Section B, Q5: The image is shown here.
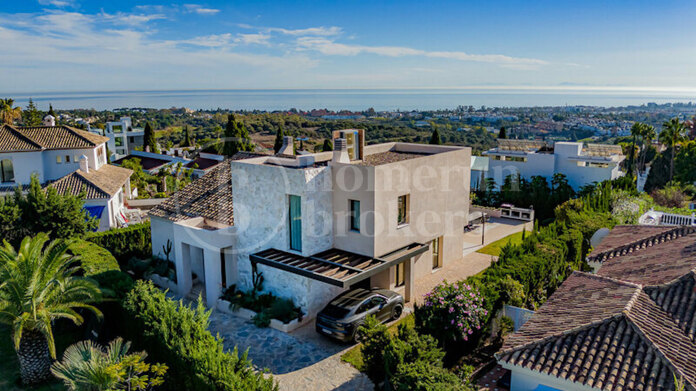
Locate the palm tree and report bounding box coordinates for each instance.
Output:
[627,122,643,175]
[0,98,22,124]
[659,118,686,181]
[0,234,103,385]
[639,124,656,173]
[51,337,167,390]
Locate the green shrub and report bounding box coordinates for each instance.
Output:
[92,270,134,300]
[391,360,469,391]
[86,222,151,264]
[221,286,302,326]
[67,239,119,276]
[122,281,277,391]
[358,315,391,384]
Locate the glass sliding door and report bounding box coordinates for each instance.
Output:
[289,195,302,252]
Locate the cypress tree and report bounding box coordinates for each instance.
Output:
[322,138,333,152]
[182,125,193,147]
[144,122,158,153]
[273,126,284,154]
[48,104,56,118]
[223,114,254,156]
[429,128,442,145]
[498,126,507,139]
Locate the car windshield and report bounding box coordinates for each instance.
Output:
[321,304,351,319]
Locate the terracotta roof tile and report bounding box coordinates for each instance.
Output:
[0,124,109,151]
[49,164,132,199]
[149,160,233,225]
[497,225,696,391]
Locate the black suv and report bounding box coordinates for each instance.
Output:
[315,288,404,342]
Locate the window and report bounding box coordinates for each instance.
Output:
[112,125,123,133]
[397,195,409,226]
[74,155,79,163]
[432,237,442,270]
[65,155,71,163]
[508,156,527,162]
[56,155,62,164]
[289,195,302,252]
[350,200,360,232]
[220,251,227,289]
[97,147,105,165]
[0,159,14,182]
[394,263,405,287]
[115,137,124,147]
[129,136,135,143]
[577,161,587,167]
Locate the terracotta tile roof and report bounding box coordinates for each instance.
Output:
[497,225,696,391]
[0,124,109,152]
[49,164,132,199]
[149,160,233,225]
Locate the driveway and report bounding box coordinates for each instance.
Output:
[208,310,373,391]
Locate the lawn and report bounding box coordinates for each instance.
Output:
[0,324,79,391]
[340,314,414,371]
[476,231,526,257]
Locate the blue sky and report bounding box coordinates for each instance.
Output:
[2,0,696,92]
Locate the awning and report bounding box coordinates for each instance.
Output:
[83,205,105,220]
[250,243,429,288]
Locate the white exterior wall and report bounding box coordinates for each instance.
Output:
[230,161,342,317]
[0,151,43,184]
[487,153,555,189]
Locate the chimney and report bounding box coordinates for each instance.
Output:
[278,136,294,156]
[79,155,89,173]
[332,138,350,164]
[43,115,55,126]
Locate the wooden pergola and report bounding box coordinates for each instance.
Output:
[250,243,429,288]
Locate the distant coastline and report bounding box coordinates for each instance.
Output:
[4,88,696,111]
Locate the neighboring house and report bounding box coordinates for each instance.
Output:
[184,152,226,178]
[0,124,133,230]
[149,131,471,318]
[95,117,144,159]
[484,139,625,190]
[470,156,489,191]
[497,225,696,391]
[112,150,190,175]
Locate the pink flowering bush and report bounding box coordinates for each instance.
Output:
[414,280,487,346]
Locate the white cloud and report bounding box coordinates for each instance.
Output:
[269,26,342,36]
[38,0,74,7]
[183,4,220,15]
[295,37,548,67]
[100,12,167,26]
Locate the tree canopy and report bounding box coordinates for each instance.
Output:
[143,122,158,153]
[222,114,254,156]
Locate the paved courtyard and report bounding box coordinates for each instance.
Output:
[208,309,372,391]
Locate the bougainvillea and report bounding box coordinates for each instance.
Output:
[414,280,487,345]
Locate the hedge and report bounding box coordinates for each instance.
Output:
[67,239,120,276]
[86,222,151,264]
[122,281,277,391]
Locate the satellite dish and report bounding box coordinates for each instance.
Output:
[590,228,611,248]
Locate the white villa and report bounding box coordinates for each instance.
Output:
[94,117,144,160]
[0,124,133,231]
[149,130,471,318]
[483,139,625,190]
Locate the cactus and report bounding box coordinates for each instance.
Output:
[251,262,264,297]
[162,239,173,262]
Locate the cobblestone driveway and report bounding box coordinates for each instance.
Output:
[208,310,373,391]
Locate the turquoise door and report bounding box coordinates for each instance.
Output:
[289,195,302,251]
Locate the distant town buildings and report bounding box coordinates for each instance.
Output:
[94,117,144,160]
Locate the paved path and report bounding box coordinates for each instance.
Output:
[208,310,372,391]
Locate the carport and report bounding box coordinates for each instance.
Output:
[250,243,429,301]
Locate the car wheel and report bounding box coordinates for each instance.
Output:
[391,305,403,320]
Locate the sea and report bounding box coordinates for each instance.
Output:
[6,88,696,111]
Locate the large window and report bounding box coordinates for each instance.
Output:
[394,263,405,287]
[0,159,14,182]
[350,199,360,232]
[112,125,123,134]
[115,137,124,147]
[397,194,409,226]
[289,195,302,252]
[432,237,442,270]
[56,155,62,164]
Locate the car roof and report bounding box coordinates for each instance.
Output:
[329,288,379,308]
